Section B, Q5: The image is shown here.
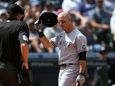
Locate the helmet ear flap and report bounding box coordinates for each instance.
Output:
[36,12,58,27]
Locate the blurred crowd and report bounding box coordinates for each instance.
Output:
[0,0,115,54]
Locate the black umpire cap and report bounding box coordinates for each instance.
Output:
[7,4,24,15]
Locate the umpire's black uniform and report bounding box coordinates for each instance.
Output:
[0,4,29,86]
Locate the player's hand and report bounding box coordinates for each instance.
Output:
[101,24,109,30]
[34,20,44,31]
[75,74,85,86]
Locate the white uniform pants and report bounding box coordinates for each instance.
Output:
[58,65,79,86]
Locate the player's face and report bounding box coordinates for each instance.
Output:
[96,0,104,8]
[58,15,72,32]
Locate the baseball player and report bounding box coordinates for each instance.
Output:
[36,12,87,86]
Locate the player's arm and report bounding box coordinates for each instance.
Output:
[78,51,87,74]
[77,36,87,74]
[37,30,54,49]
[75,36,87,86]
[76,52,87,86]
[35,24,55,49]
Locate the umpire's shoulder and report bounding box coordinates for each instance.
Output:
[15,21,29,32]
[16,21,28,27]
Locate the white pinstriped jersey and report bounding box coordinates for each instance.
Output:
[51,28,87,65]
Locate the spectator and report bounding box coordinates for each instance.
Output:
[0,9,7,21]
[90,0,112,50]
[104,0,115,15]
[110,8,115,51]
[62,0,82,12]
[22,4,30,21]
[15,0,29,7]
[26,18,42,53]
[62,0,95,27]
[29,0,42,21]
[42,1,55,12]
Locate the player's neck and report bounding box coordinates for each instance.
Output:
[65,26,75,33]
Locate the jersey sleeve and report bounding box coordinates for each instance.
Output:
[76,35,87,53]
[18,21,29,44]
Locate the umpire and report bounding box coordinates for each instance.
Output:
[0,4,30,86]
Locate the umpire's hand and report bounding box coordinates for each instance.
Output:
[75,74,85,86]
[22,62,29,70]
[21,62,30,86]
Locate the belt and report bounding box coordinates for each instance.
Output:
[59,63,74,67]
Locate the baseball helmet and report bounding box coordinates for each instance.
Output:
[35,11,58,27]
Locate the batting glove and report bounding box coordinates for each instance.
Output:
[34,23,44,31]
[75,73,85,86]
